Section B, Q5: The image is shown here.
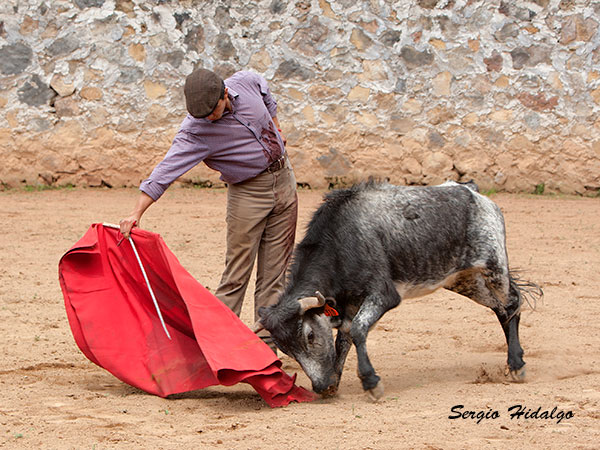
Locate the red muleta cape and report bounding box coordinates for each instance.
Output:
[58,223,315,407]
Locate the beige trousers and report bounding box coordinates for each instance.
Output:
[214,159,297,343]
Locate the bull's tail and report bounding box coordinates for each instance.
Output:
[508,269,543,317]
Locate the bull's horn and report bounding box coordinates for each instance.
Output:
[316,290,337,306]
[299,294,326,314]
[251,320,265,333]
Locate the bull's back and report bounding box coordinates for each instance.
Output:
[341,184,506,286]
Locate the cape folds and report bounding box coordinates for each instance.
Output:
[58,223,314,407]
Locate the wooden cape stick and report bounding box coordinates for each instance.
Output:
[103,223,172,340]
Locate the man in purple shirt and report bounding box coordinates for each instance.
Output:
[119,69,297,353]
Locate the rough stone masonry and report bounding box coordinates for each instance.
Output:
[0,0,599,194]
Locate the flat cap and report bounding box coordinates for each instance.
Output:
[184,69,224,118]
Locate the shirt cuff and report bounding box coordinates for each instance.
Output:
[139,179,166,202]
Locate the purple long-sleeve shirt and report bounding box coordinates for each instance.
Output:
[139,71,286,201]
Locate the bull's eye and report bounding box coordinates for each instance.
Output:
[307,330,315,344]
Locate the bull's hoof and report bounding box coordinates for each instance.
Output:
[366,380,385,402]
[507,365,526,383]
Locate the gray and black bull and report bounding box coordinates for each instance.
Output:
[255,180,541,401]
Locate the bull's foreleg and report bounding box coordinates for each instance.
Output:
[350,290,400,401]
[333,322,352,385]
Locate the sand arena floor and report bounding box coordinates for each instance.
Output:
[1,187,599,449]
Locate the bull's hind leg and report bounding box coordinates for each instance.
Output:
[496,277,526,381]
[446,269,525,381]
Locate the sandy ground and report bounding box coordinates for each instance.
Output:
[0,186,599,449]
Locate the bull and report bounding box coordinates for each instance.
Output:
[255,180,541,400]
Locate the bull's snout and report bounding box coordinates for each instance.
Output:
[318,384,338,398]
[312,374,339,398]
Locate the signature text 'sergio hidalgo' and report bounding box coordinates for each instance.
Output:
[449,405,574,424]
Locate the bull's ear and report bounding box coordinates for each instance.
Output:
[299,295,326,314]
[329,315,343,328]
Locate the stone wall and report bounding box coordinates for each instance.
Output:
[1,0,599,194]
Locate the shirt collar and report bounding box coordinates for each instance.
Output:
[227,85,239,114]
[226,83,239,99]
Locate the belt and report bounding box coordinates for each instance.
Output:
[262,155,286,174]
